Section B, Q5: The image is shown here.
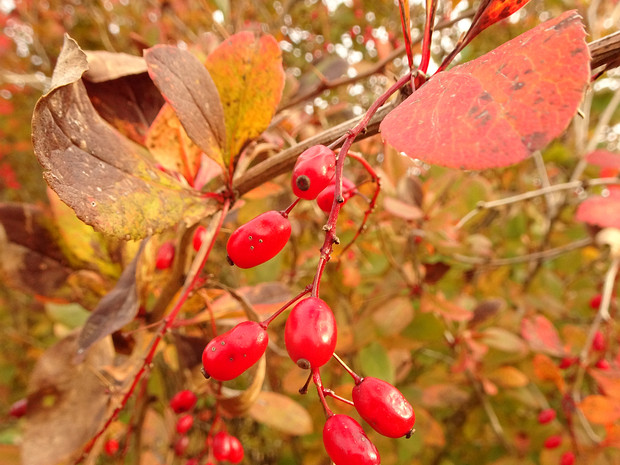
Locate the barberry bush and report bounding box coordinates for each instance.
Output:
[1,1,620,465]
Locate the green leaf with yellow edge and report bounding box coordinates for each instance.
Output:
[32,35,217,240]
[205,31,285,168]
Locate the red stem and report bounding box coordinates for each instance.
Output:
[312,368,333,418]
[311,71,411,297]
[76,199,231,464]
[415,0,437,88]
[332,352,362,384]
[261,285,312,327]
[281,197,301,217]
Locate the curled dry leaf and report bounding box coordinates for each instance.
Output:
[22,333,114,465]
[210,355,266,417]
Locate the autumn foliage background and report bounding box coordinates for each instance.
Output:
[1,0,620,465]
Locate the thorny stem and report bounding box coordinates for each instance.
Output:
[261,285,312,327]
[311,71,412,297]
[312,368,334,418]
[75,200,231,464]
[332,352,362,384]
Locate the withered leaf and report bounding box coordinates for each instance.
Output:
[22,333,114,465]
[144,45,226,168]
[32,35,216,239]
[76,240,146,357]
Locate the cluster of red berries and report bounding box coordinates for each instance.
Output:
[200,145,414,464]
[169,389,244,464]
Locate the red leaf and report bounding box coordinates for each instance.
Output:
[585,150,620,169]
[380,11,590,170]
[471,0,533,38]
[521,315,564,357]
[576,191,620,229]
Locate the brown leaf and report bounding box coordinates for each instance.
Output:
[83,50,147,82]
[32,35,216,239]
[468,299,502,328]
[76,241,145,358]
[22,333,114,465]
[248,390,313,436]
[212,356,266,418]
[144,45,226,168]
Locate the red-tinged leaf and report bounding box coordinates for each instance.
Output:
[383,196,424,221]
[589,369,620,400]
[76,241,145,358]
[145,103,204,183]
[469,0,532,42]
[579,395,620,425]
[22,333,114,465]
[421,383,469,408]
[381,11,590,170]
[585,150,620,169]
[205,32,285,166]
[31,36,216,239]
[576,191,620,229]
[521,315,564,357]
[144,45,226,168]
[532,353,566,393]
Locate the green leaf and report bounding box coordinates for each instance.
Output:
[357,341,395,384]
[31,35,217,240]
[205,32,285,167]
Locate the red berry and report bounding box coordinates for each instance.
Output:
[590,294,602,310]
[592,330,606,351]
[227,435,244,464]
[170,390,197,413]
[156,241,175,270]
[104,438,119,456]
[176,414,194,434]
[544,434,562,449]
[537,408,556,424]
[291,145,336,200]
[596,358,611,370]
[316,177,356,213]
[193,225,207,251]
[560,451,576,465]
[284,297,337,369]
[226,211,291,269]
[212,431,231,461]
[185,459,199,465]
[202,321,268,381]
[9,398,27,418]
[323,414,380,465]
[559,357,576,369]
[174,435,190,457]
[352,377,415,438]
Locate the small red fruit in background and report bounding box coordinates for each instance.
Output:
[170,390,197,413]
[543,434,562,449]
[558,357,577,369]
[537,408,556,424]
[104,438,119,456]
[226,210,291,269]
[176,414,194,434]
[291,145,336,200]
[9,398,27,418]
[202,321,268,381]
[596,358,611,370]
[592,330,606,351]
[174,435,190,456]
[560,451,576,465]
[323,414,380,465]
[193,225,207,251]
[212,431,244,462]
[590,293,602,310]
[156,241,175,270]
[352,377,415,438]
[316,177,356,213]
[285,297,337,369]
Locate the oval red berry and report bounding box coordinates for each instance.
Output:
[156,241,175,270]
[291,145,336,200]
[202,321,268,381]
[170,390,197,413]
[212,431,231,461]
[316,177,356,213]
[193,225,207,251]
[226,211,291,269]
[352,376,415,438]
[227,435,244,464]
[176,414,194,434]
[323,414,380,465]
[284,297,337,369]
[537,408,556,425]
